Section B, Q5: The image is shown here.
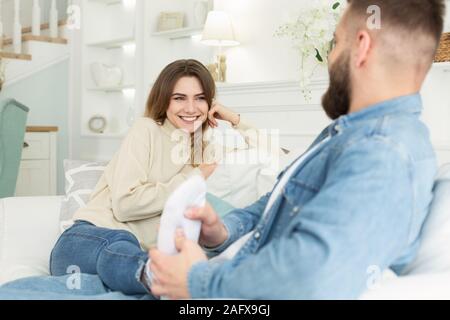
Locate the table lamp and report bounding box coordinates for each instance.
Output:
[201,11,240,82]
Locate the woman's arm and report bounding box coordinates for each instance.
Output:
[208,102,258,149]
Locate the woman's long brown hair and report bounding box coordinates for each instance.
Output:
[145,59,216,166]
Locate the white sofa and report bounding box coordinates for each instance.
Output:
[0,147,280,288]
[2,160,450,299]
[0,196,62,284]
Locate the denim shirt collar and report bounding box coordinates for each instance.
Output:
[328,94,423,136]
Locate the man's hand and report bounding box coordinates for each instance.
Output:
[149,230,207,300]
[185,203,228,248]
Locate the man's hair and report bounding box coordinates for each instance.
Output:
[347,0,445,49]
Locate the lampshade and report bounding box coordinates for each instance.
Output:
[201,11,240,47]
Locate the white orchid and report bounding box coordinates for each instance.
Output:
[276,0,343,100]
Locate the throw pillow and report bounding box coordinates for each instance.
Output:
[403,163,450,275]
[59,160,107,231]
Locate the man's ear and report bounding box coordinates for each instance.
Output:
[354,30,372,68]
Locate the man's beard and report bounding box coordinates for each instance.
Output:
[322,51,352,120]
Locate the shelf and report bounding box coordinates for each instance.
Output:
[433,62,450,72]
[87,36,135,49]
[152,26,204,40]
[87,84,135,92]
[81,132,127,139]
[0,51,32,61]
[89,0,122,5]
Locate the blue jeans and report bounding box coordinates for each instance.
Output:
[50,220,151,296]
[0,274,154,300]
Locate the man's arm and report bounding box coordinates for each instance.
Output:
[188,137,415,299]
[203,192,271,256]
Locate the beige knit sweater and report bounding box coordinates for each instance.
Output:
[73,116,254,251]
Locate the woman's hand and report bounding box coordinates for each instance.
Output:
[208,101,240,128]
[185,203,228,248]
[199,163,217,180]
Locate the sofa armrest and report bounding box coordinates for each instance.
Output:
[0,196,63,285]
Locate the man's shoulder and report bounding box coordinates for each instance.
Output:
[373,114,435,162]
[334,115,434,164]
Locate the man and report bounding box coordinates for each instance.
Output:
[149,0,445,299]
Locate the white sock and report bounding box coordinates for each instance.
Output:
[157,175,206,255]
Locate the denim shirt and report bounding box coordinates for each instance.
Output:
[188,94,437,299]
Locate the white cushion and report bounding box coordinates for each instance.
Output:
[0,196,63,285]
[60,160,107,232]
[207,148,278,208]
[206,124,284,207]
[402,164,450,275]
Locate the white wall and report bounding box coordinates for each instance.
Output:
[142,0,309,87]
[214,0,309,83]
[143,0,212,108]
[216,0,450,83]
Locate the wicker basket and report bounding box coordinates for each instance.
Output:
[435,32,450,62]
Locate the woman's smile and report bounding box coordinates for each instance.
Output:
[178,115,202,123]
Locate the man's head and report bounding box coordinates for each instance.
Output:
[322,0,446,120]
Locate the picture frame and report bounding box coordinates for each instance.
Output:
[157,12,185,32]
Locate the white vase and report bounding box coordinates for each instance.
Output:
[193,1,208,27]
[90,62,124,87]
[49,0,58,38]
[32,0,41,36]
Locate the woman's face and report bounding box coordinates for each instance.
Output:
[166,76,209,133]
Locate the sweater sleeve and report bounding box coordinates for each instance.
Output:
[232,118,287,154]
[107,119,202,222]
[232,118,258,149]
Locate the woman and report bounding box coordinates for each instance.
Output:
[49,59,254,296]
